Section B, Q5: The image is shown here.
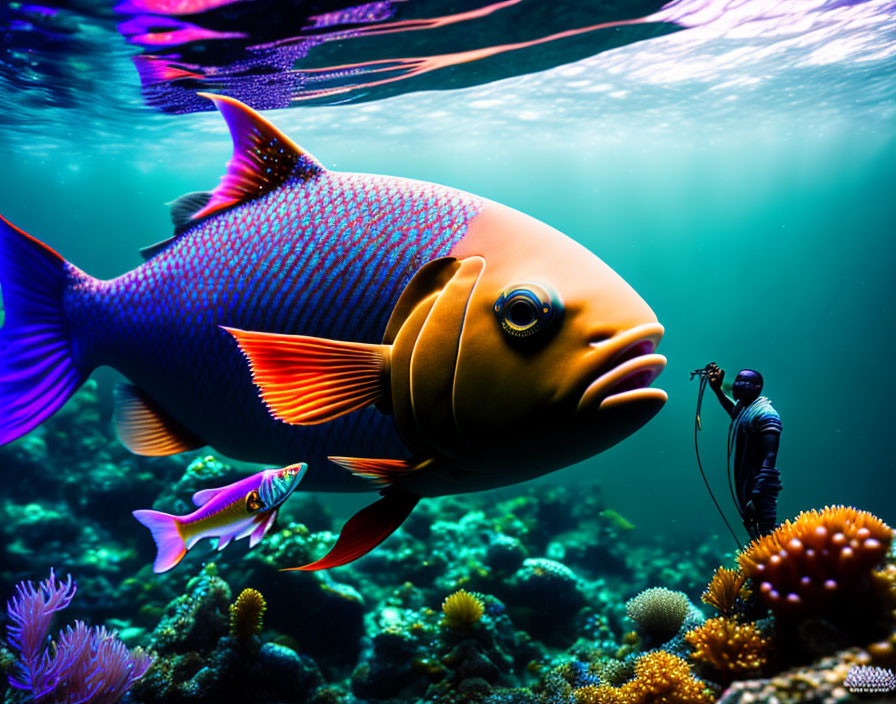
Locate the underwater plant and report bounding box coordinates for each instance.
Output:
[625,587,690,640]
[6,568,78,698]
[738,506,892,618]
[685,616,770,682]
[701,566,748,615]
[6,569,153,704]
[230,587,267,642]
[441,589,485,630]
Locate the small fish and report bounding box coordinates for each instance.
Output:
[132,463,306,573]
[0,94,667,572]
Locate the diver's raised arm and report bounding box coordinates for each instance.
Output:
[706,363,736,417]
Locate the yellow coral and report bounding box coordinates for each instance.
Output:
[702,567,748,615]
[685,617,770,680]
[572,685,602,704]
[229,587,266,641]
[441,589,484,630]
[577,651,713,704]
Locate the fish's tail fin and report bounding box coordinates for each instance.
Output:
[0,215,91,446]
[132,509,187,573]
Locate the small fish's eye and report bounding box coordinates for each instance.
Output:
[494,283,562,340]
[246,490,264,513]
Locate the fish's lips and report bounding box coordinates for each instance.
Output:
[577,353,668,416]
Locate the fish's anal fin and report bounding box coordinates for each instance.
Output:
[249,511,277,548]
[329,456,431,488]
[194,93,324,221]
[217,533,234,551]
[223,327,390,425]
[114,383,205,457]
[284,491,420,571]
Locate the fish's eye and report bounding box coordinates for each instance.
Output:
[494,283,562,340]
[246,490,264,513]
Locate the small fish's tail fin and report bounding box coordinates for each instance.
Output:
[0,215,91,446]
[132,509,187,573]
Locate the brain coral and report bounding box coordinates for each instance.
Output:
[685,617,770,681]
[738,506,892,618]
[625,587,691,639]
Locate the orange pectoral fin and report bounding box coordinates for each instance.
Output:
[114,384,204,456]
[328,456,431,488]
[224,327,391,425]
[283,490,420,571]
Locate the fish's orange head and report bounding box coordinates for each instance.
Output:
[393,201,666,493]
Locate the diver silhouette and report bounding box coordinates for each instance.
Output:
[705,364,782,541]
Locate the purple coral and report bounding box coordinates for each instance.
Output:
[7,568,78,698]
[844,665,896,694]
[6,569,154,703]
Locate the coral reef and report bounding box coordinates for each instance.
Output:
[702,567,749,616]
[585,650,715,704]
[442,590,485,631]
[230,587,267,642]
[738,506,893,620]
[718,649,870,704]
[625,587,691,641]
[686,617,771,682]
[843,665,896,694]
[6,569,152,704]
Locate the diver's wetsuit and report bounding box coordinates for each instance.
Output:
[729,396,782,540]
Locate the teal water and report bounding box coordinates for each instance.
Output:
[1,0,895,540]
[3,4,896,702]
[3,121,895,543]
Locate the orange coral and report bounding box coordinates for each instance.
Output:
[702,567,748,615]
[685,617,770,680]
[738,506,892,618]
[577,651,713,704]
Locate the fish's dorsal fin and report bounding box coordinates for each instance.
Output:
[139,238,175,261]
[139,192,214,261]
[192,92,324,221]
[192,486,224,507]
[114,383,205,456]
[170,191,213,233]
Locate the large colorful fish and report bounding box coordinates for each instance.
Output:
[133,463,306,573]
[0,94,667,571]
